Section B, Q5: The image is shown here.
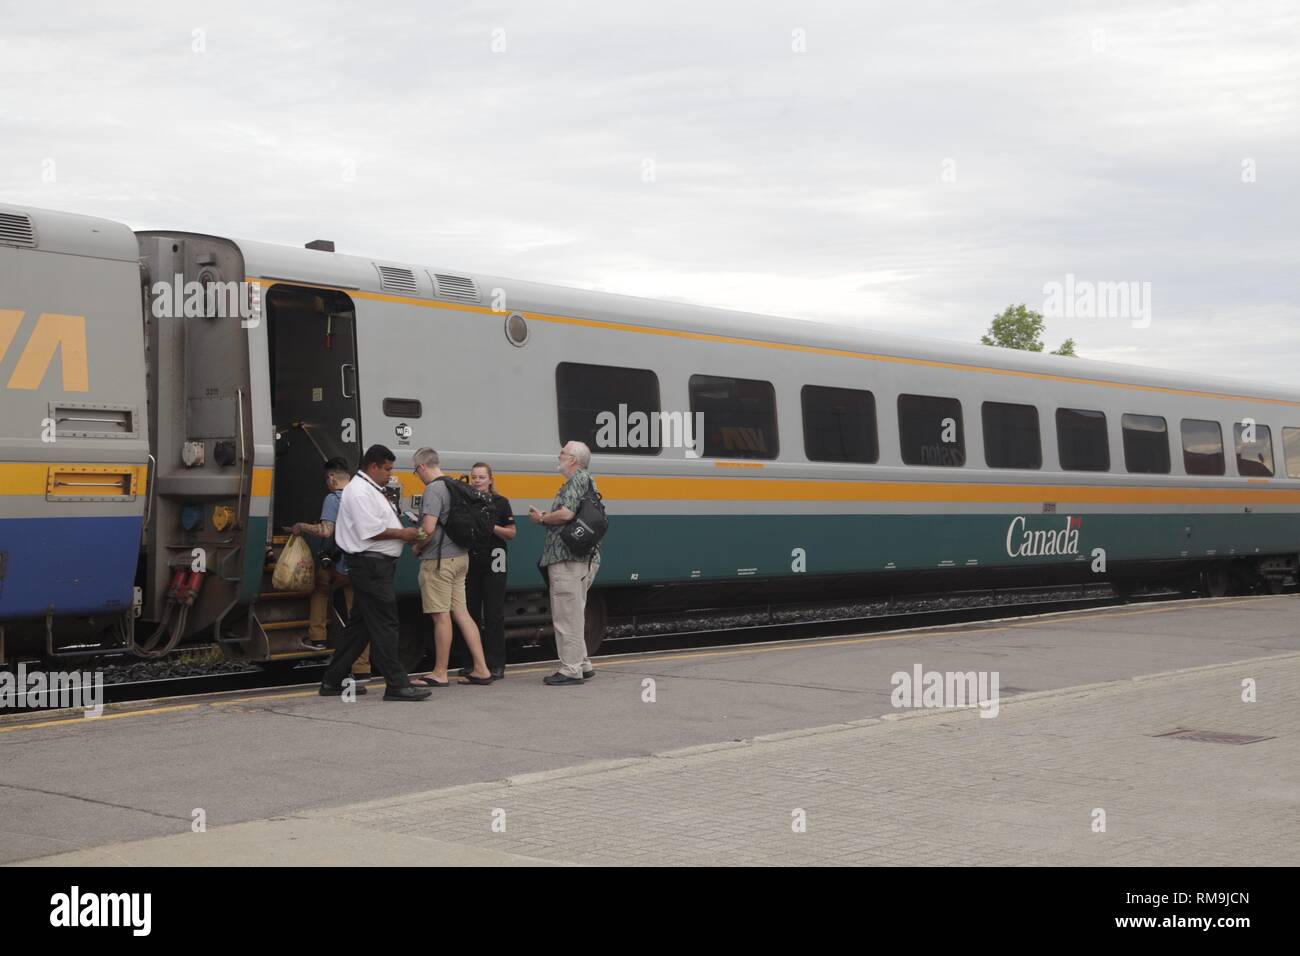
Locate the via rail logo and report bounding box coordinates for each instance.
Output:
[0,310,88,392]
[1005,515,1082,558]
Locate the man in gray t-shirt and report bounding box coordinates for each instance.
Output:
[420,479,467,561]
[411,448,492,686]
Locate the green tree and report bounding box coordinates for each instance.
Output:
[980,304,1075,357]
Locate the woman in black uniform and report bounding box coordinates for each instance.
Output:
[464,462,515,680]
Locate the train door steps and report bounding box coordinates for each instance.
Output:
[245,538,334,659]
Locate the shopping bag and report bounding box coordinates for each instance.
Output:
[272,534,316,591]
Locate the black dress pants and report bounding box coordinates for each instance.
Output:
[322,553,410,689]
[465,557,507,673]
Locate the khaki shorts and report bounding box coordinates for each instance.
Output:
[419,555,469,613]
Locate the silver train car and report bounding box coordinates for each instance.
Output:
[2,201,1298,668]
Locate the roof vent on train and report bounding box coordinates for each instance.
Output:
[374,264,420,295]
[430,272,480,303]
[0,212,37,247]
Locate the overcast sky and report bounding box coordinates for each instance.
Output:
[2,1,1297,384]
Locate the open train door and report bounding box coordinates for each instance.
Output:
[265,285,361,531]
[252,284,362,663]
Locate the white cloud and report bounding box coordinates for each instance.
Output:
[1,0,1296,384]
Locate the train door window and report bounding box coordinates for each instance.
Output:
[556,362,661,455]
[1233,422,1274,477]
[982,401,1041,469]
[898,394,965,466]
[1180,419,1224,476]
[1121,414,1170,474]
[689,375,779,459]
[802,385,878,463]
[1056,408,1109,471]
[1283,428,1300,478]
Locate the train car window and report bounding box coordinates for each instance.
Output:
[982,402,1041,469]
[556,362,662,456]
[1121,414,1171,474]
[898,394,965,467]
[689,375,779,459]
[1056,408,1109,471]
[1179,419,1224,476]
[1233,422,1274,477]
[1284,428,1300,479]
[802,386,878,463]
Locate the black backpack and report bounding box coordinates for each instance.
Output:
[437,476,497,554]
[560,480,608,557]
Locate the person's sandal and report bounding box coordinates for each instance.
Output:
[412,676,449,688]
[461,673,494,685]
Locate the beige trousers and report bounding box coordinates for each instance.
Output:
[309,567,366,672]
[548,559,598,678]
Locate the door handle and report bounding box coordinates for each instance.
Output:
[340,364,356,399]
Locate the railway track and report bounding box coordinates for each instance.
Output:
[0,582,1202,712]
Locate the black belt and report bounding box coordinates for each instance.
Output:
[350,550,400,562]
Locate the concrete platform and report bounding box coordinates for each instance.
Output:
[3,594,1298,866]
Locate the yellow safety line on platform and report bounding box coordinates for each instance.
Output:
[504,598,1268,671]
[0,704,199,735]
[0,595,1288,735]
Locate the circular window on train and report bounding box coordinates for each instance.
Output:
[504,312,529,347]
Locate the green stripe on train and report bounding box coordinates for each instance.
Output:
[243,512,1300,601]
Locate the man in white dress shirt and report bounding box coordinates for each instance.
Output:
[320,444,431,702]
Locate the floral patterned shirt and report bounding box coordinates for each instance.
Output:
[540,469,602,568]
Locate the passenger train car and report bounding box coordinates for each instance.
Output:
[2,201,1298,668]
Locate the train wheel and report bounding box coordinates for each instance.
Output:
[585,591,608,656]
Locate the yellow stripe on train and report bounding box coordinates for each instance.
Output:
[3,464,1296,507]
[404,471,1300,506]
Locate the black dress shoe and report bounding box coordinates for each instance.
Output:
[384,685,432,701]
[319,680,368,696]
[582,668,595,679]
[543,672,585,686]
[489,668,505,681]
